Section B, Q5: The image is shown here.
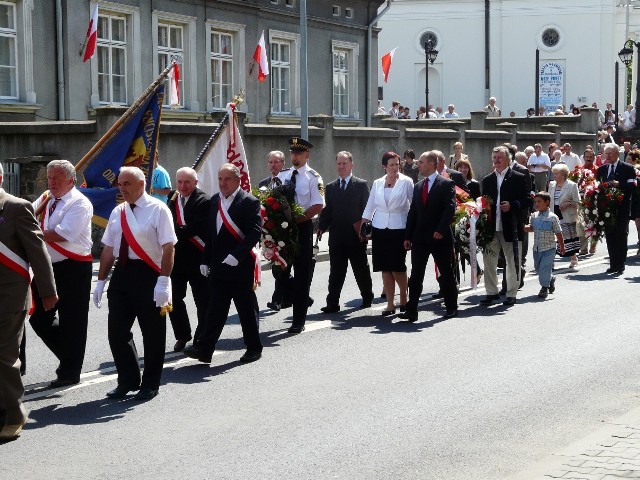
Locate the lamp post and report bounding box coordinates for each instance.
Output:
[618,39,640,127]
[424,38,438,116]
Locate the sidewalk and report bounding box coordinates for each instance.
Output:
[507,404,640,480]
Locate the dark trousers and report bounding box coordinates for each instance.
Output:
[605,219,630,271]
[0,310,27,424]
[283,220,314,326]
[29,259,91,379]
[107,261,166,390]
[326,241,373,306]
[169,266,209,343]
[408,242,458,312]
[270,268,293,305]
[197,278,262,354]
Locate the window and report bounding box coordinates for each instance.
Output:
[97,13,127,104]
[158,23,184,107]
[332,50,348,117]
[211,31,233,110]
[0,2,17,99]
[331,40,359,119]
[285,0,294,7]
[271,40,290,114]
[332,5,340,16]
[345,8,353,19]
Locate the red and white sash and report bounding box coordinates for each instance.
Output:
[120,205,162,273]
[0,240,30,281]
[218,200,261,287]
[174,197,205,252]
[37,192,92,262]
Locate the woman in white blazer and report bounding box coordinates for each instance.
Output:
[362,152,414,315]
[549,163,581,268]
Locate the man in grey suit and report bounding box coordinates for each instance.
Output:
[317,151,373,313]
[0,164,57,441]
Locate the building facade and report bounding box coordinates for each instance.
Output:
[376,0,640,117]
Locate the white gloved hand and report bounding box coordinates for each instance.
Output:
[153,275,172,307]
[200,264,210,277]
[222,254,239,267]
[93,280,106,308]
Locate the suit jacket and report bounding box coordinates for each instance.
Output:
[481,168,528,242]
[258,176,278,189]
[597,161,637,219]
[548,180,581,224]
[0,189,56,313]
[467,179,482,200]
[318,176,369,246]
[440,167,469,193]
[362,174,414,229]
[202,189,261,282]
[167,188,211,274]
[405,174,456,246]
[511,162,534,213]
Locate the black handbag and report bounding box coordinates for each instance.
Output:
[360,221,373,240]
[557,236,580,257]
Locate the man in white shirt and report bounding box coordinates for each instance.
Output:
[443,104,459,119]
[94,166,176,401]
[30,160,93,388]
[527,143,551,192]
[559,143,583,172]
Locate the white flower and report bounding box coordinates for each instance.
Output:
[605,212,611,217]
[278,241,286,247]
[599,221,604,225]
[281,221,289,229]
[592,209,598,215]
[259,186,268,192]
[265,235,273,242]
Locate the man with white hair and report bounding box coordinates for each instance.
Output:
[0,163,57,440]
[166,167,210,352]
[443,104,459,119]
[484,97,501,117]
[30,160,93,388]
[94,166,177,401]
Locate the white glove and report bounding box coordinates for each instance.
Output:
[153,276,172,307]
[93,280,106,308]
[200,265,210,277]
[222,254,239,267]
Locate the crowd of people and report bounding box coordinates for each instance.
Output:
[1,132,638,442]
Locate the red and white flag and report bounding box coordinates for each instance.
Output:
[83,4,99,62]
[167,62,180,107]
[253,31,269,82]
[381,48,397,84]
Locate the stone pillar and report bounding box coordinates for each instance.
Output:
[579,107,599,134]
[470,110,487,130]
[497,122,518,145]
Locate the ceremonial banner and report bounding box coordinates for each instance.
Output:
[79,84,165,226]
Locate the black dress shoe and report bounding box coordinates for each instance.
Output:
[49,377,80,388]
[280,301,292,309]
[381,307,396,317]
[240,350,262,363]
[183,345,213,363]
[503,297,517,306]
[173,338,191,352]
[444,309,458,319]
[431,291,444,299]
[320,305,340,313]
[266,301,281,311]
[498,288,507,296]
[614,268,625,276]
[380,291,386,298]
[288,324,305,334]
[606,267,615,274]
[398,311,418,322]
[360,295,374,309]
[106,385,138,399]
[549,276,556,294]
[133,388,158,401]
[480,294,500,305]
[399,304,407,312]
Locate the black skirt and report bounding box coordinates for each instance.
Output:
[632,194,640,219]
[371,227,407,272]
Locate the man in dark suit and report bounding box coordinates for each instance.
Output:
[167,167,211,352]
[258,150,285,189]
[597,143,637,275]
[184,163,263,363]
[480,145,528,306]
[435,150,468,193]
[317,151,373,313]
[0,165,57,440]
[399,151,458,321]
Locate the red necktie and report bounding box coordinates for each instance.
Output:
[422,178,429,205]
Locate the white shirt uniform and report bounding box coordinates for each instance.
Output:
[32,187,93,263]
[102,192,177,267]
[527,153,551,173]
[277,163,325,213]
[560,153,583,172]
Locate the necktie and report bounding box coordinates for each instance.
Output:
[341,178,346,191]
[181,196,186,208]
[119,204,136,265]
[608,164,615,181]
[422,178,429,205]
[290,169,298,188]
[49,197,61,216]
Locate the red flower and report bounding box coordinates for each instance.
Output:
[617,195,624,202]
[266,197,276,205]
[271,202,280,210]
[265,221,275,230]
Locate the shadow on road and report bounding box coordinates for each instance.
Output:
[26,397,135,430]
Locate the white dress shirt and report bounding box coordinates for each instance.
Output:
[216,186,241,233]
[277,163,325,213]
[495,168,508,232]
[560,153,583,171]
[32,187,93,263]
[102,192,177,266]
[527,153,551,173]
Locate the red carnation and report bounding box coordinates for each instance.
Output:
[271,202,280,210]
[617,195,624,202]
[265,221,275,230]
[266,197,276,205]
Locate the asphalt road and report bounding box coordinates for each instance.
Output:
[3,231,640,480]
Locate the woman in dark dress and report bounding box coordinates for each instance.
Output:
[454,158,483,283]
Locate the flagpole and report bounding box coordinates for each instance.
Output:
[75,62,177,172]
[192,90,246,172]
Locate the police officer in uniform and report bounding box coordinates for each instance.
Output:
[277,138,325,334]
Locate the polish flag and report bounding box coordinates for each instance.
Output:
[83,5,99,63]
[168,62,180,107]
[381,48,397,84]
[253,31,269,82]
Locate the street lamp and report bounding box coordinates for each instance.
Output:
[424,38,438,116]
[618,39,640,127]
